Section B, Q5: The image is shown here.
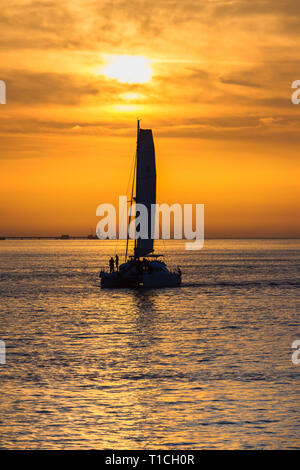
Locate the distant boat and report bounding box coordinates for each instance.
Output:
[87,229,97,239]
[60,234,70,239]
[99,121,181,288]
[0,237,6,240]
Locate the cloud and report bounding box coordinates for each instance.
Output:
[1,0,300,145]
[2,113,300,145]
[1,70,99,105]
[0,0,296,52]
[0,116,133,135]
[0,1,81,49]
[220,76,261,88]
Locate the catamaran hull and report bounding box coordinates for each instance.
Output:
[100,272,139,288]
[142,272,181,287]
[100,271,181,288]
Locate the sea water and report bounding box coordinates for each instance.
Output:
[0,239,299,449]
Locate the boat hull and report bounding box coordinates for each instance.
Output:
[100,271,139,288]
[142,271,181,287]
[99,270,181,288]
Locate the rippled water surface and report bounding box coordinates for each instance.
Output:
[0,239,299,449]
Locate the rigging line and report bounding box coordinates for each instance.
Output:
[125,152,136,198]
[112,151,136,257]
[125,151,137,262]
[122,152,136,258]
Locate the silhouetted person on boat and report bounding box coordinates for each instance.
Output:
[109,257,114,273]
[177,266,181,276]
[115,254,119,271]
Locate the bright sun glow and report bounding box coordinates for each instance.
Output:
[121,92,141,101]
[100,55,152,84]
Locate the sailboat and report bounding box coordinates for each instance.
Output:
[99,121,181,288]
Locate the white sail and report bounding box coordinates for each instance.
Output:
[134,126,156,258]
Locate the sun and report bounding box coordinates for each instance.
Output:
[99,55,153,84]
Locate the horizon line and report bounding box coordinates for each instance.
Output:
[0,237,300,241]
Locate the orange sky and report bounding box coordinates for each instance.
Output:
[0,0,299,237]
